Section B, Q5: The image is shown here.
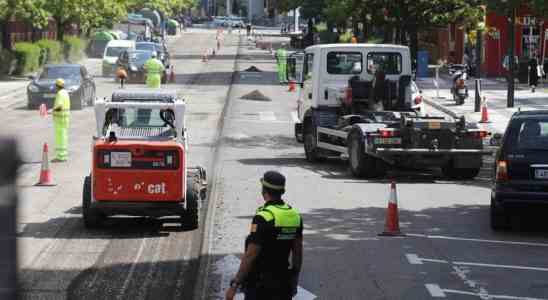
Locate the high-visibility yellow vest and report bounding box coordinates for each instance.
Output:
[256,203,301,240]
[53,89,70,118]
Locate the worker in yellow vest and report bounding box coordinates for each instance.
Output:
[52,78,71,162]
[276,43,288,84]
[144,51,165,88]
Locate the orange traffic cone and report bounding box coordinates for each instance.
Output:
[288,80,296,92]
[169,66,175,83]
[379,182,404,236]
[480,97,490,123]
[35,143,56,186]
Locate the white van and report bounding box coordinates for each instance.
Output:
[102,40,135,76]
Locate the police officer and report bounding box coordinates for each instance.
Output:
[143,51,165,88]
[276,43,288,84]
[225,171,303,300]
[52,78,70,162]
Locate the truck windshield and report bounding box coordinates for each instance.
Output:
[327,52,362,74]
[367,52,402,74]
[506,118,548,151]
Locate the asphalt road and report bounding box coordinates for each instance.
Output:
[199,33,548,300]
[4,28,548,300]
[2,28,239,299]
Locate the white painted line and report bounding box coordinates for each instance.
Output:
[229,118,289,124]
[425,284,446,297]
[291,111,300,123]
[453,261,548,272]
[408,233,548,247]
[432,286,548,300]
[259,111,277,121]
[406,253,423,265]
[421,258,450,264]
[118,239,146,299]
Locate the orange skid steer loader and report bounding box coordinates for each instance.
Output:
[82,89,207,229]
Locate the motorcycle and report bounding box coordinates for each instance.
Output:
[449,64,468,105]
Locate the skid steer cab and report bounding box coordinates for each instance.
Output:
[83,89,207,229]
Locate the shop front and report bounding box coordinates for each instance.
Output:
[484,6,548,77]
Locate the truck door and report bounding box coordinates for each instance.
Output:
[320,50,364,107]
[298,52,314,120]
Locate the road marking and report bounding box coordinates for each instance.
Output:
[407,253,548,272]
[408,233,548,247]
[229,118,289,124]
[425,284,548,300]
[118,238,146,299]
[259,111,276,121]
[291,111,300,123]
[214,255,317,300]
[425,284,446,297]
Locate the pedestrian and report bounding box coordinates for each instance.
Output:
[143,51,165,88]
[351,34,358,44]
[225,171,303,300]
[51,78,70,162]
[246,23,252,37]
[276,43,288,84]
[529,57,539,93]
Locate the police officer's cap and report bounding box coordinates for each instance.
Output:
[260,171,286,191]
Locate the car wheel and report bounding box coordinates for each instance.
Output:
[82,176,104,228]
[490,197,509,231]
[303,118,322,162]
[182,178,199,230]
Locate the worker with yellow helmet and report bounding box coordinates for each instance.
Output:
[52,78,70,162]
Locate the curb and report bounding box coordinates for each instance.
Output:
[423,97,460,119]
[192,33,242,300]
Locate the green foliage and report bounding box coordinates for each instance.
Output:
[0,0,50,29]
[64,36,87,63]
[13,42,41,75]
[36,39,63,64]
[339,31,353,43]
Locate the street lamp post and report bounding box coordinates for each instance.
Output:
[503,0,515,108]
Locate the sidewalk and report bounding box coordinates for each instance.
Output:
[417,76,548,133]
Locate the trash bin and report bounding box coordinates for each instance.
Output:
[417,50,429,78]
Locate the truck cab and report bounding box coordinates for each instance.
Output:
[296,44,413,129]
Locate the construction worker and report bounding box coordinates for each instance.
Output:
[276,43,288,84]
[225,171,303,300]
[143,51,165,88]
[52,78,70,162]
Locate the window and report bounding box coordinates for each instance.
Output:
[116,108,166,128]
[366,52,402,75]
[106,47,128,57]
[506,118,548,150]
[326,52,362,74]
[40,66,81,81]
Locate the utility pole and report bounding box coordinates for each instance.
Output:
[507,7,515,108]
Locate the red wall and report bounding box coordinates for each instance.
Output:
[484,6,548,76]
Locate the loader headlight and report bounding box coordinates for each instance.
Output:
[130,65,138,72]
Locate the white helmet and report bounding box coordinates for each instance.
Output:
[151,51,158,58]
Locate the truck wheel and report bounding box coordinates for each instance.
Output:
[82,176,103,228]
[303,119,321,162]
[348,131,368,177]
[182,179,199,230]
[490,198,509,231]
[442,162,480,180]
[294,123,304,143]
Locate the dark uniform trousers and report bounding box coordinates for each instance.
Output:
[243,201,302,300]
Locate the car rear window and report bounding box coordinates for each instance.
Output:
[106,47,128,57]
[506,118,548,150]
[327,52,362,74]
[367,52,402,74]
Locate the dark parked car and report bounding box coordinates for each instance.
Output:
[491,110,548,230]
[27,64,96,110]
[135,42,171,68]
[116,50,167,84]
